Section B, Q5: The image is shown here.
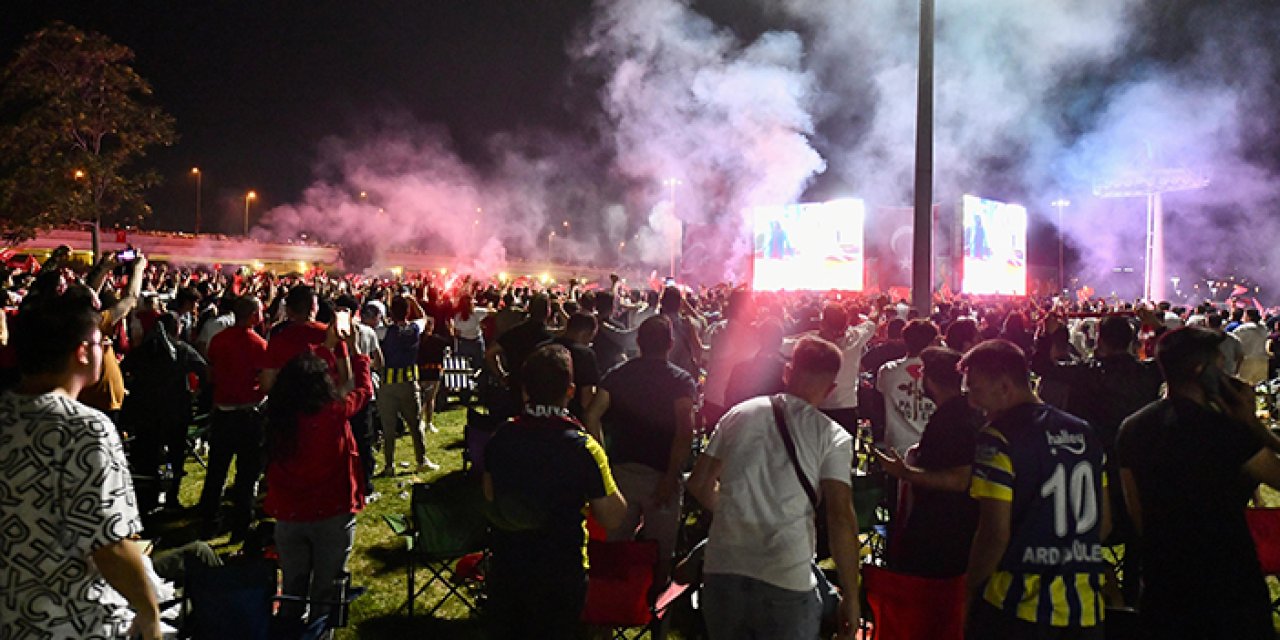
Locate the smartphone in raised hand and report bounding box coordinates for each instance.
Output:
[334,310,352,337]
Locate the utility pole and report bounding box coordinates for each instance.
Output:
[911,0,935,315]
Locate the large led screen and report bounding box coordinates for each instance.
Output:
[962,194,1027,295]
[751,198,865,291]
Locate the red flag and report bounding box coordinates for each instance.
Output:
[115,230,127,243]
[1231,284,1249,298]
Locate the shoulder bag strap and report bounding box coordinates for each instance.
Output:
[770,394,820,509]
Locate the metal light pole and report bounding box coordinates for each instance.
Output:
[911,0,935,315]
[1051,198,1070,293]
[191,168,203,234]
[663,178,682,278]
[244,190,257,236]
[548,231,556,262]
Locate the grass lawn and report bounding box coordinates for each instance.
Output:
[164,403,485,639]
[160,405,1280,638]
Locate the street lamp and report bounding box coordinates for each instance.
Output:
[662,178,682,277]
[1051,198,1070,293]
[191,168,202,234]
[71,169,104,256]
[244,190,257,235]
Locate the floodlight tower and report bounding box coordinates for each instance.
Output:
[1093,167,1208,302]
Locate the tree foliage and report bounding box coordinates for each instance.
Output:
[0,21,176,243]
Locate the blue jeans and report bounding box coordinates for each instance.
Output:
[703,573,822,640]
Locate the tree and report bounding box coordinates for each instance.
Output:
[0,21,176,252]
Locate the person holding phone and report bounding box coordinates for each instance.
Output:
[264,321,372,628]
[1117,327,1280,640]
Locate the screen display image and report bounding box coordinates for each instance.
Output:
[962,194,1027,295]
[751,198,865,291]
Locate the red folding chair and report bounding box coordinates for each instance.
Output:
[862,565,966,640]
[582,539,686,639]
[1245,507,1280,619]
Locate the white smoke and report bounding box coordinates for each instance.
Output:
[252,0,1280,299]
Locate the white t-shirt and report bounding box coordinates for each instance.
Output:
[452,307,490,340]
[196,312,235,349]
[703,394,854,591]
[1232,322,1268,359]
[0,392,143,638]
[876,356,936,453]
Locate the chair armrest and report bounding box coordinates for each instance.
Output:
[382,514,413,537]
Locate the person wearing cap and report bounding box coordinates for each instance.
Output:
[1117,326,1280,639]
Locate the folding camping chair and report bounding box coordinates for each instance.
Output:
[1246,506,1280,619]
[441,351,481,404]
[861,565,966,640]
[581,539,688,640]
[383,477,490,616]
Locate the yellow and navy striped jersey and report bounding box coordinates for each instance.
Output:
[971,402,1108,628]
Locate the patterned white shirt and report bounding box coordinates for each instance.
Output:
[0,391,142,638]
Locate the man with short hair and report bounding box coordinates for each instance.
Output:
[0,289,162,639]
[723,316,787,408]
[484,344,627,639]
[261,285,339,393]
[785,303,876,433]
[1118,327,1280,639]
[876,346,982,578]
[876,319,939,453]
[688,336,861,640]
[1030,313,1162,603]
[379,295,436,474]
[554,312,602,421]
[586,315,697,588]
[194,294,235,356]
[1232,308,1269,385]
[1208,311,1244,376]
[963,339,1110,639]
[199,295,269,539]
[486,293,554,417]
[591,290,637,373]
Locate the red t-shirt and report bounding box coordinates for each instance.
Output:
[264,355,372,521]
[265,321,343,375]
[207,325,268,406]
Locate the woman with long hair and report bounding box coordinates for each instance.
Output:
[451,292,489,369]
[264,325,371,626]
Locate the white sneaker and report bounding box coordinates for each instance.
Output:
[426,422,439,434]
[417,459,441,472]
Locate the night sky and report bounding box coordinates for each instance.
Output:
[3,0,1274,280]
[2,1,598,234]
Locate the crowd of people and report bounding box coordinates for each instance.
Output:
[2,245,1280,639]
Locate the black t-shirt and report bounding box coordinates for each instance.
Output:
[600,357,697,471]
[485,412,613,578]
[892,394,982,578]
[497,319,553,393]
[592,319,632,373]
[1117,397,1269,610]
[862,340,906,382]
[553,337,601,420]
[416,333,450,382]
[724,352,786,409]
